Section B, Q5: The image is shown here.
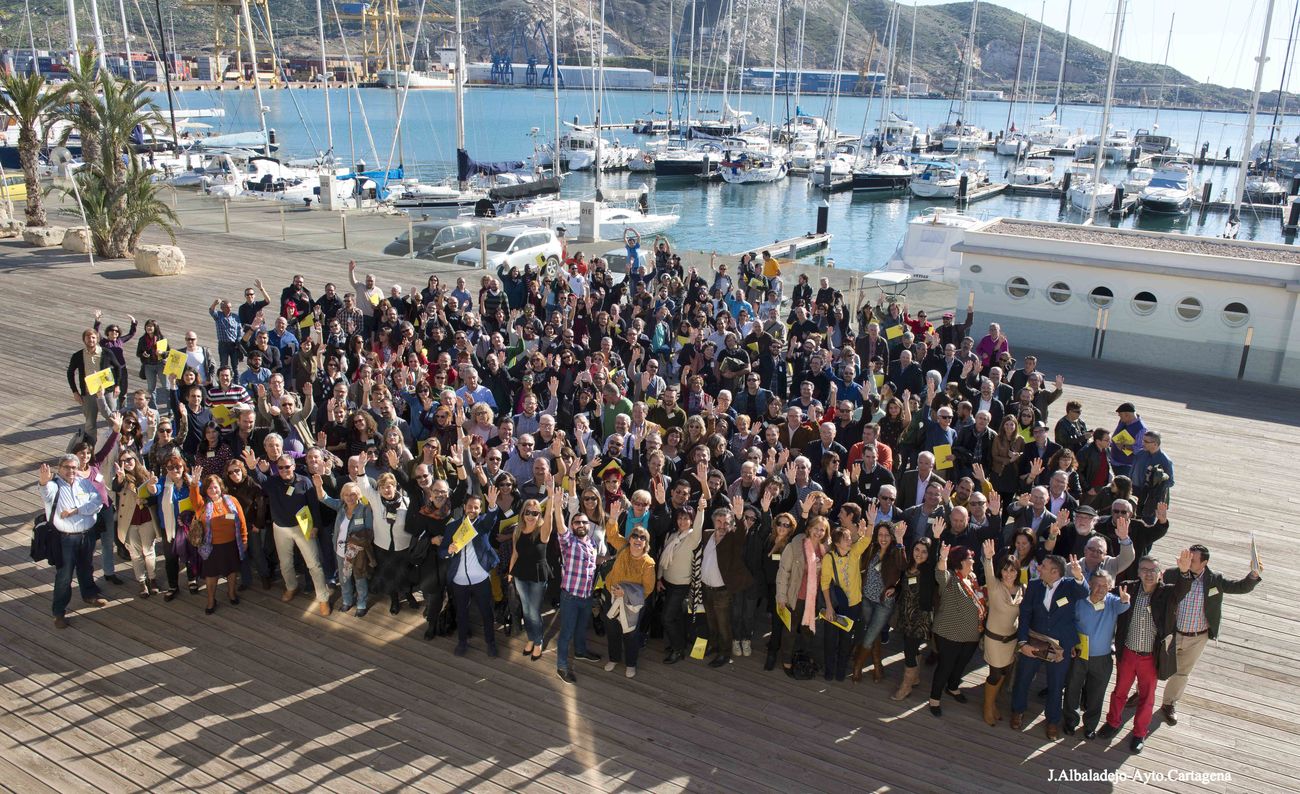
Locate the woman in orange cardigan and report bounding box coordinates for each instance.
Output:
[190,466,249,615]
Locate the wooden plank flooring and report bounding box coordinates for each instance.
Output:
[0,215,1297,793]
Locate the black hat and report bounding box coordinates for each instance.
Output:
[1075,505,1099,517]
[1032,420,1048,431]
[1116,402,1136,414]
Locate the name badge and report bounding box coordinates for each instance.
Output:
[1207,587,1220,597]
[1056,597,1069,607]
[387,512,397,522]
[907,576,917,585]
[285,485,295,496]
[1092,600,1105,611]
[770,552,782,561]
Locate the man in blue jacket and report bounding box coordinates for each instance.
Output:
[1010,553,1088,740]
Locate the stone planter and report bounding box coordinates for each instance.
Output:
[22,226,66,247]
[61,227,92,253]
[133,244,186,276]
[0,219,23,239]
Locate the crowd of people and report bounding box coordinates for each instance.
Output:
[42,249,1262,755]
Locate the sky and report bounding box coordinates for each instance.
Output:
[915,0,1295,92]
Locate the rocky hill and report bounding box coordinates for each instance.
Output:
[9,0,1281,110]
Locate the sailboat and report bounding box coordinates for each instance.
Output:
[938,0,985,151]
[994,21,1031,156]
[1069,0,1125,216]
[1226,0,1279,235]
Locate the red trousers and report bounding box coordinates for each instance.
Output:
[1105,647,1157,738]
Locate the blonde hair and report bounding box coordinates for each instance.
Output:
[376,472,398,492]
[515,498,543,541]
[340,482,362,502]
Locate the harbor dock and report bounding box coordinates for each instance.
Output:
[0,198,1296,792]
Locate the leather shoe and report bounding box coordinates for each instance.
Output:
[1010,712,1023,730]
[556,668,576,684]
[84,596,109,607]
[1162,704,1178,726]
[1063,724,1077,736]
[105,575,124,585]
[281,589,298,603]
[1045,723,1060,741]
[1130,735,1145,754]
[1085,729,1098,740]
[663,651,683,665]
[53,616,69,629]
[763,651,778,671]
[317,601,331,617]
[423,625,437,641]
[1096,723,1119,740]
[708,655,730,668]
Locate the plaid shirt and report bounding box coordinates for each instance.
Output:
[558,527,597,598]
[339,306,365,336]
[1125,589,1158,653]
[1175,572,1209,633]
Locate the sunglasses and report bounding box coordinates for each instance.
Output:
[524,510,542,517]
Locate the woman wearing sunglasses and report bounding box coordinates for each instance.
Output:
[507,476,558,661]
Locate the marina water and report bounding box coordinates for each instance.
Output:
[172,85,1291,268]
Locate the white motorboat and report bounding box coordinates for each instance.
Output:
[1134,128,1177,154]
[597,205,681,238]
[1123,166,1155,195]
[995,132,1034,157]
[1075,129,1136,162]
[1006,155,1056,186]
[719,149,789,184]
[788,140,819,173]
[851,155,912,192]
[1138,162,1197,214]
[1028,122,1087,150]
[627,150,658,172]
[811,153,856,190]
[880,208,986,284]
[939,126,986,152]
[376,69,454,89]
[909,161,961,198]
[866,116,927,151]
[1245,173,1288,204]
[391,180,487,210]
[538,130,636,171]
[1068,177,1117,213]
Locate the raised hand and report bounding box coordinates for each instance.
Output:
[486,484,499,510]
[987,491,1002,515]
[931,515,946,538]
[241,447,258,470]
[38,463,52,486]
[1119,586,1131,604]
[982,538,996,560]
[893,521,906,545]
[939,542,951,562]
[1155,502,1168,522]
[1067,554,1082,579]
[971,463,985,482]
[1114,513,1130,541]
[1177,548,1192,573]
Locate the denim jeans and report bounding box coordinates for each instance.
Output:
[142,362,166,410]
[859,596,895,648]
[53,532,101,617]
[240,524,271,582]
[451,579,496,649]
[730,585,763,644]
[340,570,369,610]
[514,578,547,646]
[556,591,592,671]
[217,339,242,377]
[98,507,117,577]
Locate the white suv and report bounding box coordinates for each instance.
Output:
[453,225,562,270]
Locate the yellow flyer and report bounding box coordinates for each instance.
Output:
[776,603,792,632]
[368,291,381,306]
[163,349,188,378]
[451,516,477,549]
[1075,633,1090,660]
[156,338,168,354]
[690,637,709,660]
[933,444,954,469]
[873,373,885,387]
[177,496,194,513]
[1113,428,1135,448]
[211,404,233,427]
[885,324,904,340]
[295,506,313,539]
[824,613,855,633]
[84,368,115,395]
[298,313,315,329]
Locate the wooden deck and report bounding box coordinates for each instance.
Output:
[1,210,1298,793]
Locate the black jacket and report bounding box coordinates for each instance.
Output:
[1162,566,1259,641]
[1115,572,1192,678]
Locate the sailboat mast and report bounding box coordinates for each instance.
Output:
[906,1,916,117]
[1231,0,1278,219]
[879,2,899,131]
[1153,13,1174,128]
[455,0,466,189]
[1024,0,1044,130]
[794,0,807,110]
[553,0,561,176]
[1087,0,1124,218]
[1264,0,1300,162]
[88,0,108,71]
[117,0,134,80]
[65,0,79,54]
[239,0,271,158]
[736,0,750,115]
[959,0,979,126]
[720,0,735,112]
[315,0,332,156]
[596,0,605,196]
[1005,20,1026,134]
[687,0,696,129]
[768,0,781,149]
[1053,0,1072,121]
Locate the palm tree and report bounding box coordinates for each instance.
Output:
[0,72,70,227]
[65,160,178,258]
[54,49,104,169]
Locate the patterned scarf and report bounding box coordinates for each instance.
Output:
[687,533,705,615]
[959,573,988,633]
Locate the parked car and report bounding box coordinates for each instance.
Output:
[413,221,482,263]
[453,225,563,270]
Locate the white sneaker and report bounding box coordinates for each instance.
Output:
[731,640,742,657]
[604,661,617,672]
[625,666,637,679]
[741,640,752,657]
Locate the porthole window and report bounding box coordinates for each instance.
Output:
[1131,291,1158,316]
[1006,276,1030,299]
[1047,282,1072,305]
[1088,286,1114,308]
[1222,301,1250,327]
[1175,296,1202,321]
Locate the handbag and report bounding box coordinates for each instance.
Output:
[30,484,64,567]
[186,518,204,548]
[826,552,851,615]
[790,651,820,680]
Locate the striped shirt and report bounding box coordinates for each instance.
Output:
[558,527,597,598]
[1176,572,1209,633]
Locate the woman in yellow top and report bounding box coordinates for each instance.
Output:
[603,526,656,678]
[819,518,872,682]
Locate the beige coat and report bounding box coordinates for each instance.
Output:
[114,478,158,542]
[982,558,1023,668]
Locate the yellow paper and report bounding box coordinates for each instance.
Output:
[873,373,885,387]
[295,506,313,539]
[177,496,194,513]
[1019,568,1029,585]
[451,516,477,549]
[594,573,605,591]
[885,324,904,340]
[1113,428,1135,448]
[824,613,855,632]
[211,404,233,427]
[297,313,315,329]
[368,291,381,306]
[84,368,115,395]
[156,338,168,354]
[1075,632,1090,660]
[690,637,709,660]
[163,349,188,378]
[137,484,151,500]
[933,443,954,470]
[776,603,792,632]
